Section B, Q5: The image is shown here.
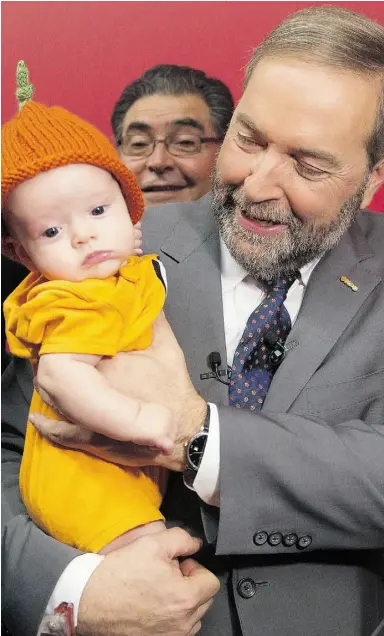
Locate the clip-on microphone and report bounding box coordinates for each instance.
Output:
[200,352,231,385]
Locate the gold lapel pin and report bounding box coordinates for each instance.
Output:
[340,275,358,292]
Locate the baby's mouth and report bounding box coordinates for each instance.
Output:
[82,250,112,267]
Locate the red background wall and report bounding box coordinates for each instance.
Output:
[2,1,384,211]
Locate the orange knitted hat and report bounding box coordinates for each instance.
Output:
[2,61,144,262]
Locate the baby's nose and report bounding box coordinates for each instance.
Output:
[71,225,96,247]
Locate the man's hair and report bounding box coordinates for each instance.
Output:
[111,64,234,144]
[245,6,384,169]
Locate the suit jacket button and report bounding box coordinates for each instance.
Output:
[237,578,257,599]
[253,531,268,546]
[268,532,283,546]
[298,535,312,549]
[282,533,298,547]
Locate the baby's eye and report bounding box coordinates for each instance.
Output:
[91,206,105,216]
[43,227,60,238]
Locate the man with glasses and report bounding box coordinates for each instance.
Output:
[111,64,234,207]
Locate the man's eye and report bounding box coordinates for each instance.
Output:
[131,141,150,148]
[91,206,105,216]
[43,227,60,238]
[126,138,152,152]
[174,136,197,146]
[236,133,261,151]
[296,162,327,180]
[172,138,200,154]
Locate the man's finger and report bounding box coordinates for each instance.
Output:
[157,528,203,561]
[180,557,204,577]
[30,403,175,452]
[28,413,170,466]
[187,599,215,635]
[29,413,92,447]
[182,559,220,602]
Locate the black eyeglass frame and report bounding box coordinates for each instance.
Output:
[117,133,223,158]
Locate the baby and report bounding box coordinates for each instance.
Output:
[2,62,174,553]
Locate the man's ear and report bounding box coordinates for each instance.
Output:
[3,235,35,270]
[361,159,384,208]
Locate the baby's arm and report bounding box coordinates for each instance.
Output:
[36,353,175,453]
[99,520,166,554]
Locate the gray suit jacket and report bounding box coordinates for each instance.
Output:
[2,195,384,636]
[144,196,384,636]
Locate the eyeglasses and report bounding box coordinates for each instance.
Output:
[118,131,222,158]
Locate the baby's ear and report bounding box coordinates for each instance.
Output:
[3,235,35,270]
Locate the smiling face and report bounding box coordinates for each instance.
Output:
[119,93,219,206]
[213,57,383,281]
[5,164,135,281]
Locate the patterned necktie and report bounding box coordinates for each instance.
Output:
[229,273,298,410]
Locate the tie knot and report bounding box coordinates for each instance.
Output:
[266,272,299,296]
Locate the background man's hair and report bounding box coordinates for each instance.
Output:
[111,64,234,145]
[245,6,384,168]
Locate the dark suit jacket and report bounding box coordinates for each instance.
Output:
[2,196,384,636]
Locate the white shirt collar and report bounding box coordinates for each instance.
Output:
[220,237,321,292]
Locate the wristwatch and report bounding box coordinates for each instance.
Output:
[183,404,210,490]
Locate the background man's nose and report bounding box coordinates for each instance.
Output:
[146,142,175,172]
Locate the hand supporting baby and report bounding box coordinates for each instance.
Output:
[133,221,143,256]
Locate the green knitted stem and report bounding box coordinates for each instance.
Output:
[16,60,34,111]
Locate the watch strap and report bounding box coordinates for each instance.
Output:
[183,404,210,490]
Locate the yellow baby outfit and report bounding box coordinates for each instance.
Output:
[4,255,167,552]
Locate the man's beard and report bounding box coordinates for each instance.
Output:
[211,172,368,282]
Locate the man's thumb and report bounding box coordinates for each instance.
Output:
[159,527,202,560]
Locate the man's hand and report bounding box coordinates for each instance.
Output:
[133,221,143,255]
[77,527,220,636]
[29,313,207,471]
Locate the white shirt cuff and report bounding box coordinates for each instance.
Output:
[39,553,104,633]
[193,402,220,507]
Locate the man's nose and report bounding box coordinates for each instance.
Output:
[146,141,175,172]
[243,149,286,202]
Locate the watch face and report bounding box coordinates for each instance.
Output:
[187,432,208,470]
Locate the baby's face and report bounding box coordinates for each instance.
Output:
[5,164,135,281]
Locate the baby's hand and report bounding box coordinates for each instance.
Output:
[134,222,143,256]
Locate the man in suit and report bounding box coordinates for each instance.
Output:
[111,64,234,207]
[2,6,384,636]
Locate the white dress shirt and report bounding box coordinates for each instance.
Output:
[40,241,320,632]
[194,241,320,507]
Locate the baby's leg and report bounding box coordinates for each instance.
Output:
[99,520,166,554]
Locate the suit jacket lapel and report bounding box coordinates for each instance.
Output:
[159,200,229,406]
[264,216,381,412]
